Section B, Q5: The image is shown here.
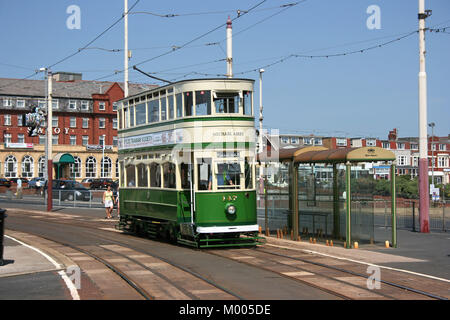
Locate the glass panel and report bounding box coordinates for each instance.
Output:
[216,163,241,189]
[135,103,146,125]
[184,92,193,116]
[214,92,239,113]
[137,163,148,187]
[129,106,135,127]
[150,163,161,187]
[126,165,136,187]
[168,95,174,119]
[195,90,211,116]
[180,163,190,189]
[160,97,167,121]
[197,158,212,190]
[176,93,182,118]
[243,91,252,115]
[245,157,253,189]
[163,163,176,188]
[124,108,128,128]
[148,100,159,123]
[120,162,125,187]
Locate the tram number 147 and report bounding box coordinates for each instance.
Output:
[223,195,238,202]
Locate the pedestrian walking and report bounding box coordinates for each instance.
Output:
[103,185,114,219]
[16,178,23,199]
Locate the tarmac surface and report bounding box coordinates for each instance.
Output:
[0,201,449,300]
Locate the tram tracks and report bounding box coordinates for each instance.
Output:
[207,246,449,300]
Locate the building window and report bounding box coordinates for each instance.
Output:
[82,118,89,128]
[101,157,112,178]
[366,139,376,146]
[38,156,46,177]
[38,100,46,109]
[4,155,17,178]
[81,101,89,111]
[69,117,76,128]
[438,157,448,168]
[99,102,106,111]
[412,156,419,166]
[85,156,97,178]
[52,136,58,145]
[69,100,77,110]
[113,136,118,147]
[291,137,299,144]
[70,156,82,178]
[431,143,436,151]
[4,133,11,144]
[112,102,118,111]
[21,155,34,178]
[17,115,23,126]
[382,142,390,149]
[4,114,11,126]
[314,138,322,146]
[99,135,105,146]
[3,98,12,107]
[82,136,89,146]
[39,135,45,145]
[17,134,24,143]
[336,138,347,146]
[397,155,407,166]
[70,135,76,145]
[411,144,418,150]
[115,159,119,178]
[397,143,405,150]
[112,118,118,129]
[439,144,446,151]
[99,118,106,128]
[52,116,58,127]
[52,99,59,110]
[281,137,289,144]
[17,99,25,108]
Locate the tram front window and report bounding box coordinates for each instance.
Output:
[214,92,239,114]
[197,158,211,190]
[215,163,240,189]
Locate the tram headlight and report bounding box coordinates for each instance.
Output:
[226,204,236,215]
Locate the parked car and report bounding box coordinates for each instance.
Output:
[90,178,114,190]
[0,178,11,188]
[42,179,92,201]
[28,177,45,189]
[81,178,93,184]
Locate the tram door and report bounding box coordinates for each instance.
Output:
[179,153,195,224]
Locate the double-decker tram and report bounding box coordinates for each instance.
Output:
[116,78,264,248]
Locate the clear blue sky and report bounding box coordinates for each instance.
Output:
[1,0,449,138]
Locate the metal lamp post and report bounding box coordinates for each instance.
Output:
[258,68,265,209]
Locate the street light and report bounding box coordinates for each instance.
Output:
[258,68,264,209]
[428,122,435,186]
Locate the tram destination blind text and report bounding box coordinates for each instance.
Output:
[178,304,271,318]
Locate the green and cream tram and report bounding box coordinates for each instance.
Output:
[116,78,263,248]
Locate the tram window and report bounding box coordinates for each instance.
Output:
[150,163,161,187]
[216,163,240,189]
[176,93,182,118]
[129,106,135,127]
[168,95,174,119]
[197,158,212,190]
[124,108,128,128]
[163,163,176,188]
[137,163,148,187]
[184,92,193,116]
[148,99,159,123]
[214,92,239,114]
[126,165,136,187]
[243,91,252,115]
[245,157,253,189]
[161,97,167,121]
[136,103,146,126]
[180,163,190,189]
[120,161,125,187]
[195,91,211,116]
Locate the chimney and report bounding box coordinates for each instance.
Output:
[388,128,398,141]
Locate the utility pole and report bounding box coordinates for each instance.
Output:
[259,69,265,208]
[47,69,53,211]
[124,0,129,97]
[418,0,431,233]
[226,16,233,78]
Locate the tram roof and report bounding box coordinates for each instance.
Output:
[117,78,255,103]
[258,146,395,164]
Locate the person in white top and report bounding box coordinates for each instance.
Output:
[16,178,23,199]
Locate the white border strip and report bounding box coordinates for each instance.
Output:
[5,235,80,300]
[266,243,450,283]
[196,224,259,233]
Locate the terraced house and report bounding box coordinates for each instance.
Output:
[0,72,155,180]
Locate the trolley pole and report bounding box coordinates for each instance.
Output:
[418,0,431,233]
[258,69,265,208]
[47,69,53,212]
